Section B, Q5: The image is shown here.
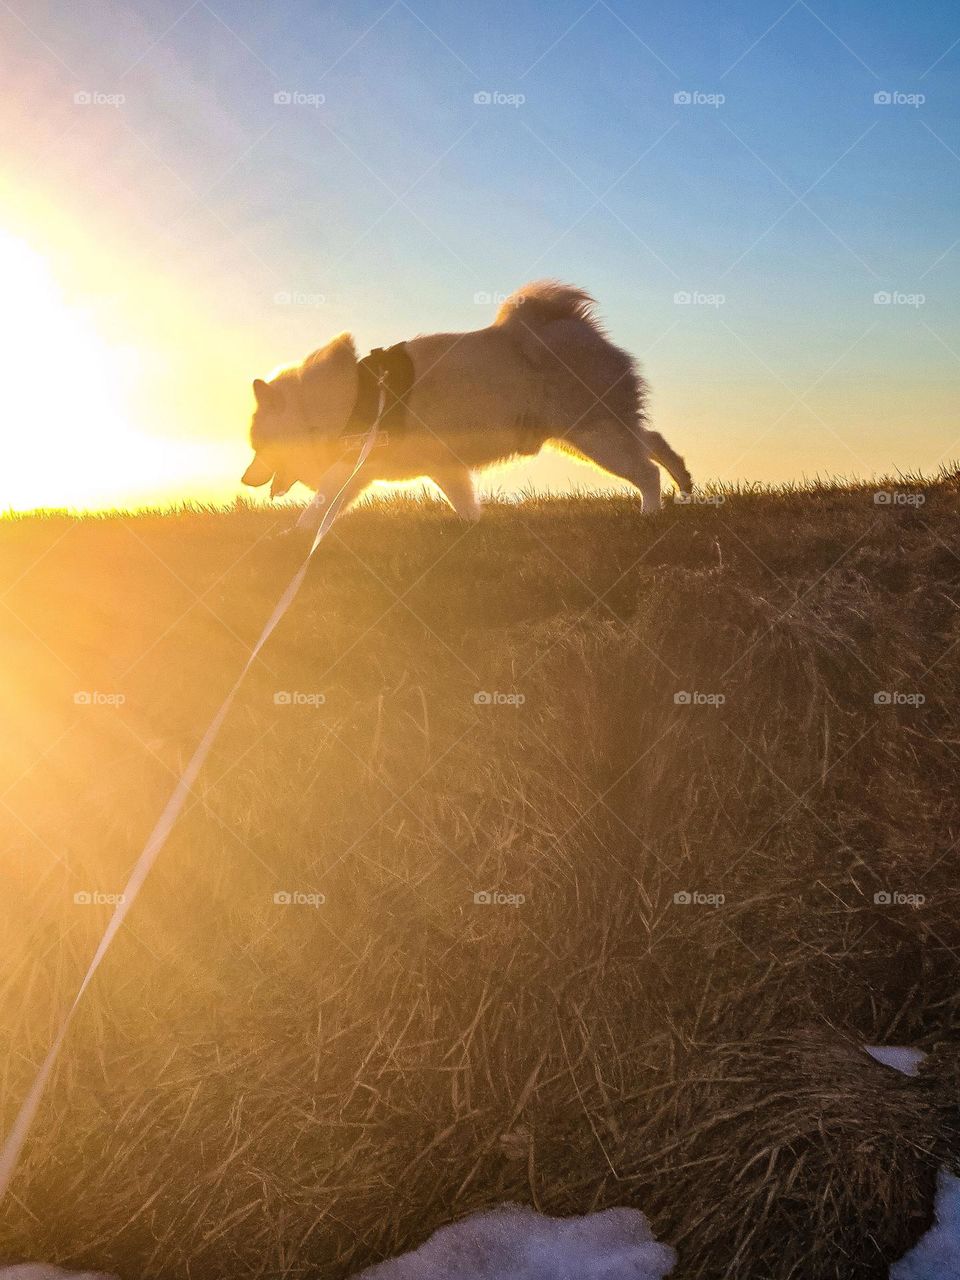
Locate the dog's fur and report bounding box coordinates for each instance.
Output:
[241,282,691,528]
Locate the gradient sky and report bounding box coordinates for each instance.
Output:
[1,0,959,509]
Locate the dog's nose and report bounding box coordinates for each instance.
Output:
[242,455,273,487]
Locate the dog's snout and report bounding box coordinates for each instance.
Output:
[242,455,273,487]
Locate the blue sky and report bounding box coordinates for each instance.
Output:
[2,0,959,505]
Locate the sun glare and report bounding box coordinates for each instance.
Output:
[0,231,240,514]
[0,231,143,511]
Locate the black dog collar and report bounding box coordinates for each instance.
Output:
[341,342,414,443]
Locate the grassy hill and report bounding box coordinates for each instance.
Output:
[2,477,960,1279]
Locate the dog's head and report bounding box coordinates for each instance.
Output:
[242,333,359,497]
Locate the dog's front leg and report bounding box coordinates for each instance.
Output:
[431,466,482,523]
[294,462,374,538]
[294,490,327,532]
[293,460,356,533]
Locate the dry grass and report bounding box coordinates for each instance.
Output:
[2,475,960,1279]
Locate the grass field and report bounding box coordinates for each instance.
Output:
[2,476,960,1279]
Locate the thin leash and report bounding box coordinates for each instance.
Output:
[0,382,388,1201]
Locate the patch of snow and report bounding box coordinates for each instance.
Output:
[890,1170,960,1279]
[353,1204,676,1279]
[864,1045,927,1077]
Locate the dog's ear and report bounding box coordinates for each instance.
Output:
[253,378,284,411]
[242,453,273,487]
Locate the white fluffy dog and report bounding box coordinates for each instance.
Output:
[242,282,691,530]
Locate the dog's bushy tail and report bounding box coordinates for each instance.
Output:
[493,280,604,335]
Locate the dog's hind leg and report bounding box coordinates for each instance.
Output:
[638,428,692,496]
[558,423,664,512]
[431,465,482,522]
